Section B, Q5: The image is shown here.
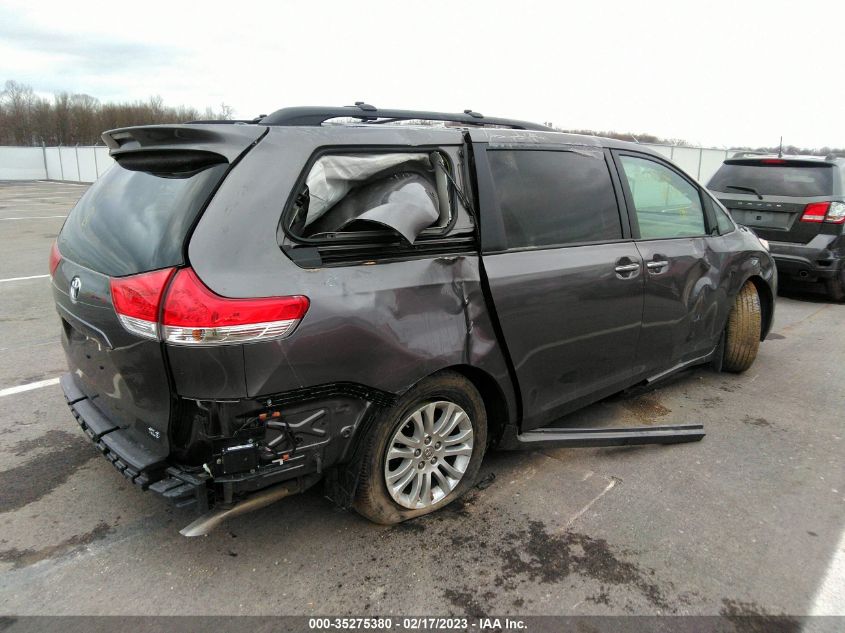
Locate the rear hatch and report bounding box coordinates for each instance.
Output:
[708,158,837,243]
[52,124,265,466]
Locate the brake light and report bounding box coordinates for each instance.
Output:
[800,202,830,223]
[110,268,176,340]
[49,241,62,275]
[761,159,786,164]
[161,268,309,345]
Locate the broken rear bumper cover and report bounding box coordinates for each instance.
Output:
[61,373,212,511]
[60,372,378,515]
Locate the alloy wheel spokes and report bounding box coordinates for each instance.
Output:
[383,400,474,510]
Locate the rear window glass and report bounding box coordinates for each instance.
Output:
[708,163,833,197]
[58,161,227,277]
[488,149,622,249]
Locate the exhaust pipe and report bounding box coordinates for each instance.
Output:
[180,476,318,537]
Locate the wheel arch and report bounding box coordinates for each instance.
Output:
[744,274,774,340]
[438,364,511,447]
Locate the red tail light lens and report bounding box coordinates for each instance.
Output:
[800,202,830,223]
[110,268,176,340]
[161,268,309,345]
[49,241,62,276]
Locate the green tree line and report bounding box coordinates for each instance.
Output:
[0,80,233,146]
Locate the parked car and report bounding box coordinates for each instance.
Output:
[708,154,845,300]
[50,105,776,534]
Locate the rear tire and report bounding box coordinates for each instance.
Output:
[722,281,762,373]
[825,270,845,302]
[353,372,487,525]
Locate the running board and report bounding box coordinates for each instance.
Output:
[508,424,705,450]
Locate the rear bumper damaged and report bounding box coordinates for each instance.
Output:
[61,372,381,529]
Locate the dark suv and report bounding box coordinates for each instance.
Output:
[708,154,845,300]
[50,105,775,535]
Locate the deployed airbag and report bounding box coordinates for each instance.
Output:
[305,172,440,244]
[305,153,432,226]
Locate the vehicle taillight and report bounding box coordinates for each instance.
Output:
[800,202,830,223]
[110,268,176,340]
[761,159,786,164]
[161,268,309,345]
[49,241,62,275]
[826,201,845,224]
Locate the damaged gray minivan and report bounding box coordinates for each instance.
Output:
[51,105,776,535]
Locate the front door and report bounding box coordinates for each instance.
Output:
[477,145,644,430]
[614,152,719,377]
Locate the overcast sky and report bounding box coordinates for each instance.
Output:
[2,0,842,149]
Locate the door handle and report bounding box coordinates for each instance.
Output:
[615,263,640,273]
[646,260,669,273]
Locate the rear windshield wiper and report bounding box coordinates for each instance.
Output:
[724,185,763,200]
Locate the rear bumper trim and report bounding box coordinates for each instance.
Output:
[61,372,171,490]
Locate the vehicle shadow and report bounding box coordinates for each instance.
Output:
[777,281,835,304]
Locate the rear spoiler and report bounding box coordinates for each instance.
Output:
[102,124,267,163]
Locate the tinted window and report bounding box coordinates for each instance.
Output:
[58,162,227,277]
[488,149,622,249]
[708,162,833,197]
[619,155,706,239]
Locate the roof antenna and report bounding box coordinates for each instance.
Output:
[777,136,783,158]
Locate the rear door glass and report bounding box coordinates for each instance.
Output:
[58,161,227,277]
[708,163,833,197]
[487,148,622,249]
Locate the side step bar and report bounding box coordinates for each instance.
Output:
[506,424,705,450]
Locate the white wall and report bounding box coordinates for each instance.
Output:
[642,144,734,184]
[0,146,114,182]
[0,147,51,180]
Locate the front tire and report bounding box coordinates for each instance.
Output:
[722,281,762,373]
[353,372,487,525]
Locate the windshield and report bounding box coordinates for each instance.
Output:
[708,162,833,197]
[58,161,227,277]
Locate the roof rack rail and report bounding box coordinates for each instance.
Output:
[186,116,267,125]
[257,103,551,131]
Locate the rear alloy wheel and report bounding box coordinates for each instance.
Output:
[353,372,486,524]
[384,401,474,510]
[722,281,762,373]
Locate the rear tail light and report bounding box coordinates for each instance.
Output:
[110,268,176,340]
[800,202,830,223]
[110,266,309,345]
[800,201,845,224]
[826,201,845,224]
[161,268,309,345]
[49,241,62,275]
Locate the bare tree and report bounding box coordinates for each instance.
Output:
[0,79,237,146]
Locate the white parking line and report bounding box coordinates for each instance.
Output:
[811,528,845,615]
[0,215,67,220]
[0,377,61,398]
[0,274,50,283]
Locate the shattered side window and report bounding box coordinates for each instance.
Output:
[289,152,453,244]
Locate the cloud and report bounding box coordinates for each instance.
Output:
[0,8,186,75]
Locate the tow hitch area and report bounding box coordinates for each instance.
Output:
[502,424,705,450]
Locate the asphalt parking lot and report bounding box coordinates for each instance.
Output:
[0,181,842,618]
